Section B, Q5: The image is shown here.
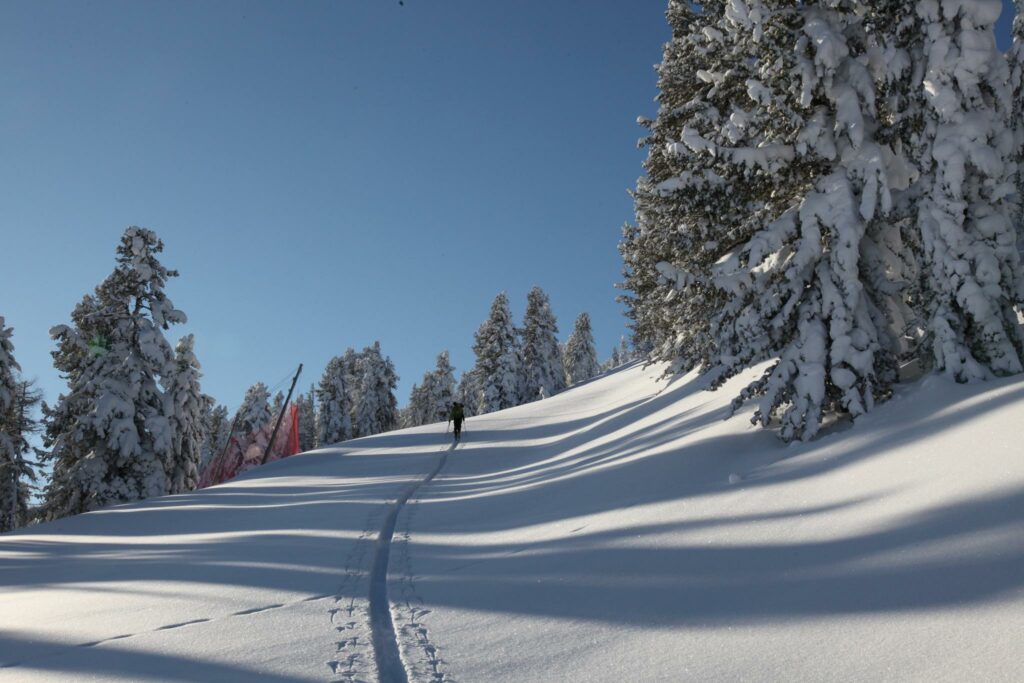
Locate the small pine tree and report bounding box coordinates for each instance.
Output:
[236,382,272,434]
[296,388,317,451]
[564,312,600,386]
[520,287,566,402]
[0,319,41,532]
[472,293,522,413]
[200,403,231,470]
[163,334,210,495]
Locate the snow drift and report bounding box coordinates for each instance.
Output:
[1,362,1022,682]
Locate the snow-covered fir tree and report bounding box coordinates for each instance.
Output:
[426,350,456,420]
[317,355,353,445]
[41,227,187,520]
[0,319,41,531]
[472,292,522,413]
[622,1,960,440]
[269,391,285,421]
[519,287,566,402]
[350,342,399,437]
[907,0,1024,380]
[235,382,272,435]
[200,403,231,470]
[456,368,483,416]
[564,312,600,386]
[296,388,317,451]
[162,334,210,494]
[407,351,457,426]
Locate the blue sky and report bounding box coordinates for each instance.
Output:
[1,0,1017,413]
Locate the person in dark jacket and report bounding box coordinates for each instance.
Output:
[448,402,465,441]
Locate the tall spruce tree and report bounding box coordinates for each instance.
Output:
[317,356,353,445]
[41,227,187,520]
[163,334,210,494]
[0,319,41,531]
[623,1,940,440]
[472,293,522,413]
[564,312,600,385]
[520,287,566,401]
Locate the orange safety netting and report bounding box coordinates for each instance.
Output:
[199,404,301,488]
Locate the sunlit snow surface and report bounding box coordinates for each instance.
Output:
[2,362,1023,682]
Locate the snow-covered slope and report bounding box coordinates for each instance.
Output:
[2,363,1023,682]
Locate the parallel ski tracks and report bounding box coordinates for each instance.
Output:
[368,443,454,683]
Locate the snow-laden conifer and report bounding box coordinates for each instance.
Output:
[350,342,399,438]
[625,2,924,440]
[236,382,272,434]
[564,312,600,386]
[520,287,566,402]
[296,388,317,451]
[408,351,457,426]
[317,356,353,445]
[0,319,41,531]
[163,334,210,494]
[41,227,187,519]
[909,0,1024,380]
[456,369,483,417]
[200,403,231,470]
[472,293,522,413]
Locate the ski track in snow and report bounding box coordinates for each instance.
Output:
[369,442,455,683]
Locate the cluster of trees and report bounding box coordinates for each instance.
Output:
[621,0,1024,441]
[400,287,630,428]
[0,227,411,528]
[313,343,399,446]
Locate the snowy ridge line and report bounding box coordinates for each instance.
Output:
[0,592,335,670]
[327,506,383,683]
[370,443,455,683]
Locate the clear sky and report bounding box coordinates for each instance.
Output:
[0,0,1017,414]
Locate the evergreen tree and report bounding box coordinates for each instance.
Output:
[236,382,272,434]
[296,388,317,451]
[0,319,41,532]
[623,2,929,440]
[270,391,285,421]
[456,368,483,417]
[564,312,600,385]
[200,403,231,471]
[351,342,399,437]
[908,0,1024,380]
[41,227,186,520]
[472,293,522,413]
[617,336,632,364]
[163,334,210,494]
[317,355,353,445]
[407,351,457,426]
[520,287,566,402]
[426,350,457,421]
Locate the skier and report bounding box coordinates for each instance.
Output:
[448,401,465,441]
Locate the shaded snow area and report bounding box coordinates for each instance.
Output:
[2,362,1023,682]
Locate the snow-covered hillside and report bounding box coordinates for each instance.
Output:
[2,363,1023,682]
